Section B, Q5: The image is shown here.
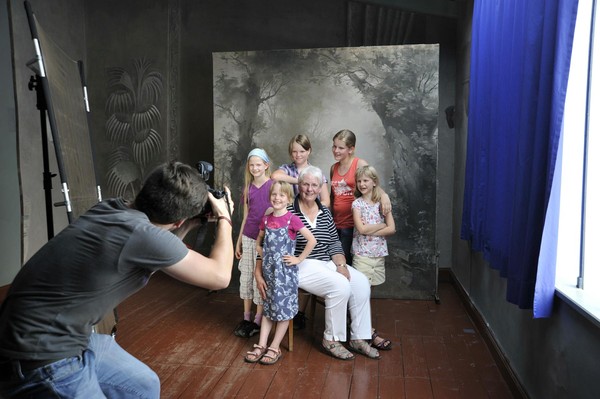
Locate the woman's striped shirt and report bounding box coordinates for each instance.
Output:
[288,197,343,261]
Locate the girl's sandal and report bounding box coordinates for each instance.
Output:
[259,347,282,365]
[244,344,266,363]
[349,339,381,359]
[321,339,355,360]
[371,329,392,351]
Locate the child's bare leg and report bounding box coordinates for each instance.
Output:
[258,319,288,365]
[245,316,272,362]
[254,304,264,325]
[268,320,290,351]
[243,298,253,319]
[258,316,272,348]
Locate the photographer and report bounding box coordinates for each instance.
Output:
[0,161,234,399]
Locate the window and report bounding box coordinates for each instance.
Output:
[556,0,600,322]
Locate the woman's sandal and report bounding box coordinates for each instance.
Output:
[244,344,266,363]
[259,347,282,365]
[371,329,392,351]
[349,339,381,359]
[321,339,355,360]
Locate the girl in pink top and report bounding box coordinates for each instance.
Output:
[245,181,316,365]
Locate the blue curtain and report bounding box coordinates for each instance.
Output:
[534,129,564,317]
[461,0,578,309]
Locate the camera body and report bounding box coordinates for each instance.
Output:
[196,161,226,218]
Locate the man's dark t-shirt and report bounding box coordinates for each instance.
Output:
[0,198,188,361]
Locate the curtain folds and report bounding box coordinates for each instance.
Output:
[461,0,578,310]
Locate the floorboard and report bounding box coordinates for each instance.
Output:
[115,273,516,398]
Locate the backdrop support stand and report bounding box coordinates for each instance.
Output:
[28,73,57,240]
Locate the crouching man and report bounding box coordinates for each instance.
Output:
[0,161,234,398]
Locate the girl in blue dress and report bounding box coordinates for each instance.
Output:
[244,181,316,365]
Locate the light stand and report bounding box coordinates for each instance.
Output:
[27,73,57,240]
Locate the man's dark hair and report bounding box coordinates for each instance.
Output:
[134,161,208,224]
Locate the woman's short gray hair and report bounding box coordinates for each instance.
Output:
[298,165,324,186]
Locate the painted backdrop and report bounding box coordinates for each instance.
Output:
[213,45,439,299]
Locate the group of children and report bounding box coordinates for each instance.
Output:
[234,131,395,365]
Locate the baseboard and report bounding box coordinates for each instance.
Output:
[447,270,529,399]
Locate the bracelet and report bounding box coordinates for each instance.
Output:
[337,263,347,269]
[217,216,232,227]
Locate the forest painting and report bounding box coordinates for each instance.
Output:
[213,45,439,299]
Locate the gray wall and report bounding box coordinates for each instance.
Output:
[0,0,20,285]
[6,0,457,283]
[451,2,600,398]
[6,0,86,269]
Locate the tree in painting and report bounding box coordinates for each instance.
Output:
[314,46,438,261]
[213,51,323,194]
[214,45,439,298]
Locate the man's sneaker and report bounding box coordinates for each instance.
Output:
[293,311,306,330]
[234,320,251,337]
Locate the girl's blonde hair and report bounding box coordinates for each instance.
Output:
[354,165,384,203]
[243,149,271,213]
[333,129,357,148]
[288,134,312,157]
[270,181,294,204]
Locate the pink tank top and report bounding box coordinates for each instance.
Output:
[331,157,360,228]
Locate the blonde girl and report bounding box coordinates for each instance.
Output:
[352,165,395,350]
[245,181,316,365]
[234,148,273,338]
[330,129,391,263]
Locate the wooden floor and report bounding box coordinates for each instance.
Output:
[116,273,516,399]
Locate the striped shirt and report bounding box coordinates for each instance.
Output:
[288,197,343,261]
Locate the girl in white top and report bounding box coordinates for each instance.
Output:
[352,165,396,351]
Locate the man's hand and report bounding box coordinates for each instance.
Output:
[208,186,234,221]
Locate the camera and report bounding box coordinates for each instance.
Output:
[196,161,226,218]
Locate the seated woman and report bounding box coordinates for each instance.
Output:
[282,166,387,359]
